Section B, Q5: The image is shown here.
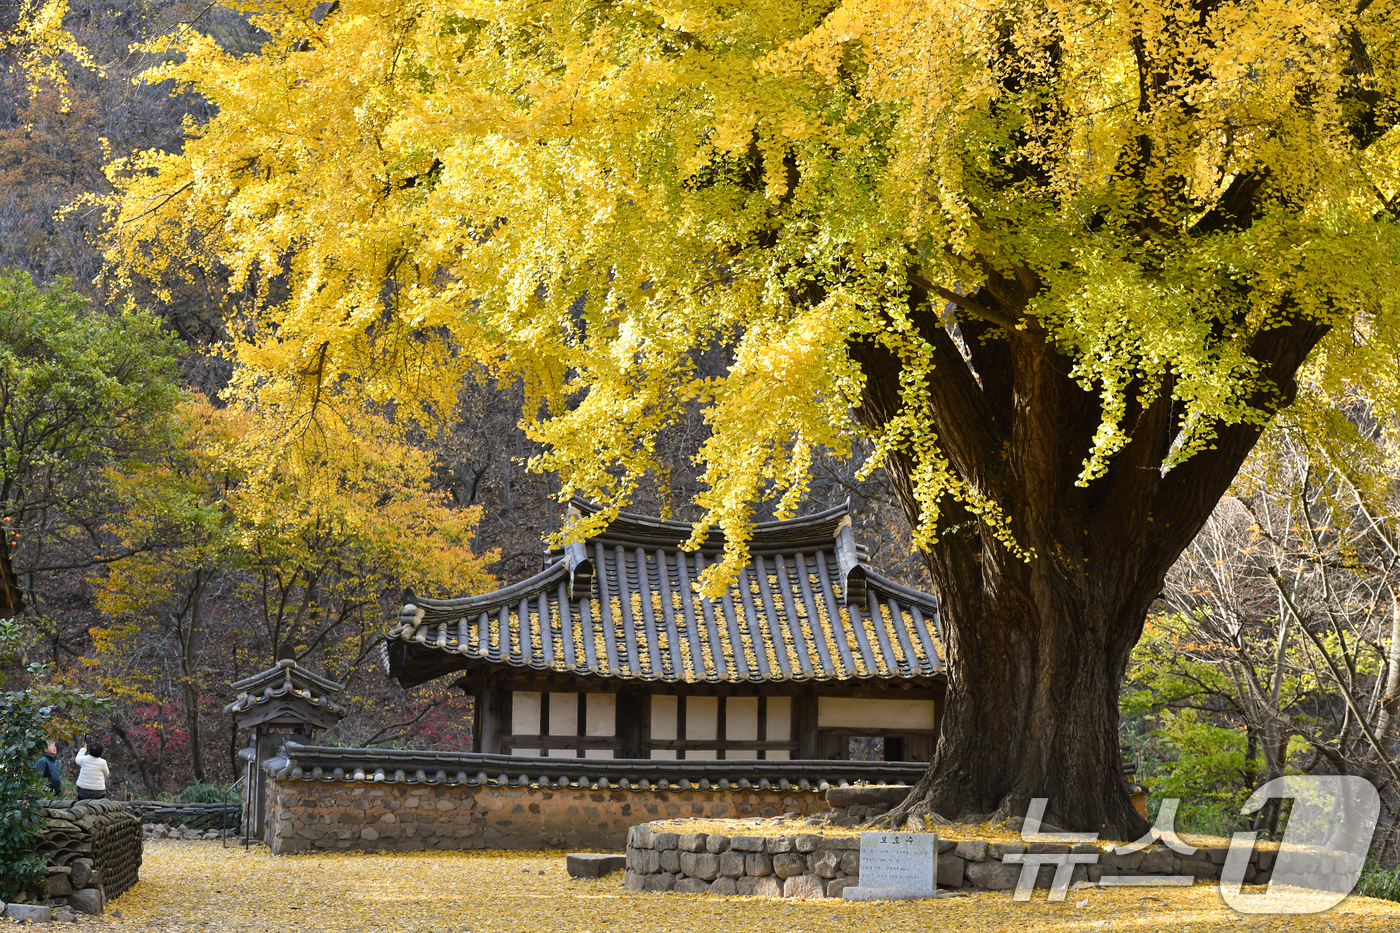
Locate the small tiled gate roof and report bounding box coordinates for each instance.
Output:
[384,501,943,687]
[225,659,346,717]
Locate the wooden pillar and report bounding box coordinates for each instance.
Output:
[478,682,510,754]
[716,696,727,760]
[757,696,768,760]
[618,685,644,759]
[676,693,687,761]
[795,687,818,759]
[472,690,483,753]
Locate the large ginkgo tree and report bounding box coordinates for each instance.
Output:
[96,0,1400,836]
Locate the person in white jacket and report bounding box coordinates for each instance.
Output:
[75,738,109,800]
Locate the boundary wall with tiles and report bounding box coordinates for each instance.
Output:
[263,778,825,854]
[257,744,925,854]
[623,822,1284,898]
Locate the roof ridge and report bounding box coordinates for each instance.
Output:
[565,497,856,553]
[864,569,941,612]
[230,659,345,696]
[408,560,570,624]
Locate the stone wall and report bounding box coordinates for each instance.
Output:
[263,777,826,854]
[622,822,1281,898]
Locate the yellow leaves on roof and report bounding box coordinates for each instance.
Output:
[434,547,939,682]
[571,607,589,670]
[878,601,907,667]
[847,603,891,677]
[527,606,544,657]
[649,593,675,676]
[905,610,930,667]
[631,591,652,675]
[608,596,632,675]
[105,839,1400,933]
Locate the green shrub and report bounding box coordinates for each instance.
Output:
[1356,861,1400,903]
[173,780,239,804]
[0,687,51,899]
[0,619,110,900]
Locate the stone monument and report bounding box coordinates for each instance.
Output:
[843,831,943,901]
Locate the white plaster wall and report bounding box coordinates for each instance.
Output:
[727,697,759,741]
[549,692,578,736]
[512,691,541,735]
[817,697,936,730]
[687,696,718,740]
[651,695,678,740]
[586,693,616,736]
[767,696,792,740]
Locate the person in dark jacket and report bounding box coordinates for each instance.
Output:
[36,741,62,795]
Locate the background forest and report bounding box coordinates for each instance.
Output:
[0,0,932,799]
[2,0,1399,872]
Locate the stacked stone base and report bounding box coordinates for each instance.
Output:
[624,822,1280,897]
[6,799,146,921]
[624,825,864,898]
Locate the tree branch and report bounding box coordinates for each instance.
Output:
[360,699,448,747]
[910,272,1019,331]
[1268,567,1400,788]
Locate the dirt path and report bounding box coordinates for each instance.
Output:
[72,840,1400,932]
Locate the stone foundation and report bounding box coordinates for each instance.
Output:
[263,777,826,854]
[622,821,1281,897]
[623,824,864,897]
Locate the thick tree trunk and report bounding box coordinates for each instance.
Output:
[869,481,1159,838]
[902,536,1154,837]
[849,282,1328,839]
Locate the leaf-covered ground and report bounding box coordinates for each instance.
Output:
[76,840,1400,932]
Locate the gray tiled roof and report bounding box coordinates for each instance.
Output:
[263,743,928,791]
[225,659,346,716]
[386,501,943,685]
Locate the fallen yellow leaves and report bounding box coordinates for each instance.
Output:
[72,840,1400,932]
[652,816,1275,852]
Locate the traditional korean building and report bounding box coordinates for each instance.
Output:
[383,500,945,762]
[227,658,346,839]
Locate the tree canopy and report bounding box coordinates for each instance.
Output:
[0,270,182,614]
[92,0,1400,833]
[100,0,1400,571]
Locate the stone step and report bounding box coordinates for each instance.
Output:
[566,853,627,878]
